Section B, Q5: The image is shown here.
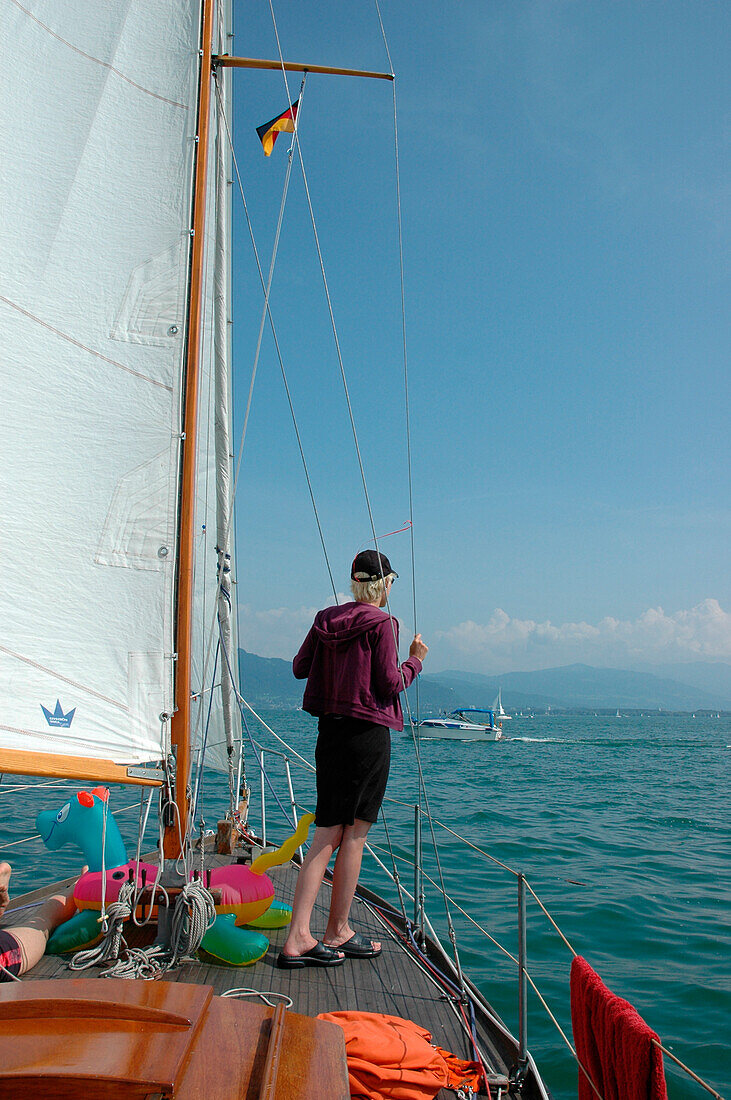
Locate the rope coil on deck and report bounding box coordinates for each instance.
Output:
[68,878,216,980]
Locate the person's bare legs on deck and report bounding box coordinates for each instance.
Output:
[281,825,345,959]
[1,862,83,976]
[324,819,380,953]
[280,820,380,959]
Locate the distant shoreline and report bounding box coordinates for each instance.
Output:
[246,699,730,719]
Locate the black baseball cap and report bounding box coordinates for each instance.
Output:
[351,550,398,582]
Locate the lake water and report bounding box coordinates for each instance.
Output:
[2,711,729,1098]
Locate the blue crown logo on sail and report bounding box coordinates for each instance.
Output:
[41,700,76,728]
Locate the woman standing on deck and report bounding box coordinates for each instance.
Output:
[278,550,427,968]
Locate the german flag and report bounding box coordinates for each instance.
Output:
[256,99,299,156]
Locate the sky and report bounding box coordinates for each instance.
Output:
[227,0,729,675]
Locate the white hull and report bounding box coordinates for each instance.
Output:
[418,720,503,742]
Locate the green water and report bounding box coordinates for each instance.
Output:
[2,712,729,1098]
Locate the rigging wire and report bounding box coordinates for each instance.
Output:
[374,0,419,719]
[213,76,338,605]
[191,640,221,821]
[181,69,341,815]
[265,0,468,993]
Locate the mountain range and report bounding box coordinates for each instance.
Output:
[237,651,731,713]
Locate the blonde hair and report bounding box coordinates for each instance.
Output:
[350,573,396,604]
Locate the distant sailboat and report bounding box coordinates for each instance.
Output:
[493,689,512,722]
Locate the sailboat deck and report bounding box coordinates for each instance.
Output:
[5,858,511,1098]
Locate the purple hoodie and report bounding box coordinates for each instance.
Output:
[293,601,422,732]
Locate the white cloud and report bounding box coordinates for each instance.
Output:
[436,599,731,671]
[237,598,731,674]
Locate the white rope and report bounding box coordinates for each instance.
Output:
[130,798,167,928]
[222,987,293,1009]
[69,878,216,980]
[69,879,136,971]
[165,878,217,968]
[99,792,109,926]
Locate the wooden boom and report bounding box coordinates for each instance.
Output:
[0,747,161,787]
[214,55,394,81]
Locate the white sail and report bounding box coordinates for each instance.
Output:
[0,2,202,767]
[493,689,511,719]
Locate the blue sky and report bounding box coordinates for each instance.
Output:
[227,0,729,674]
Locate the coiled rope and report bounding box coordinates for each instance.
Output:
[69,877,216,980]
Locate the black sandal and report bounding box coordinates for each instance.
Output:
[326,931,382,959]
[276,941,346,968]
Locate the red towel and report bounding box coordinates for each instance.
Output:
[570,955,667,1100]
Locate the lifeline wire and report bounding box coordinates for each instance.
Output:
[241,714,725,1100]
[218,628,298,830]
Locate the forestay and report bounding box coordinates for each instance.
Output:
[0,1,227,768]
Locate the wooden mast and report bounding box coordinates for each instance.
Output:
[163,0,216,858]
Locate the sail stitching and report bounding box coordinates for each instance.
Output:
[0,295,173,392]
[0,644,128,711]
[10,0,189,110]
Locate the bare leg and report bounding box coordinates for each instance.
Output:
[1,867,85,976]
[0,863,10,919]
[281,825,345,958]
[11,886,78,975]
[323,819,380,952]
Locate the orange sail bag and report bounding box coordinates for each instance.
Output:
[317,1010,484,1100]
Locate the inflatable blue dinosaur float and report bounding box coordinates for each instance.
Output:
[36,787,313,965]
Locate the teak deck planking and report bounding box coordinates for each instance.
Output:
[4,857,519,1098]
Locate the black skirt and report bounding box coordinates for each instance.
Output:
[315,715,391,827]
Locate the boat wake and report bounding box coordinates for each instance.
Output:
[503,736,570,743]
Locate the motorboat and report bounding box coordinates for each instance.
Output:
[419,708,504,741]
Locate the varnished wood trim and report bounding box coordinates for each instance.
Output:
[165,0,216,857]
[214,55,393,81]
[0,997,193,1028]
[258,1003,287,1100]
[0,748,161,787]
